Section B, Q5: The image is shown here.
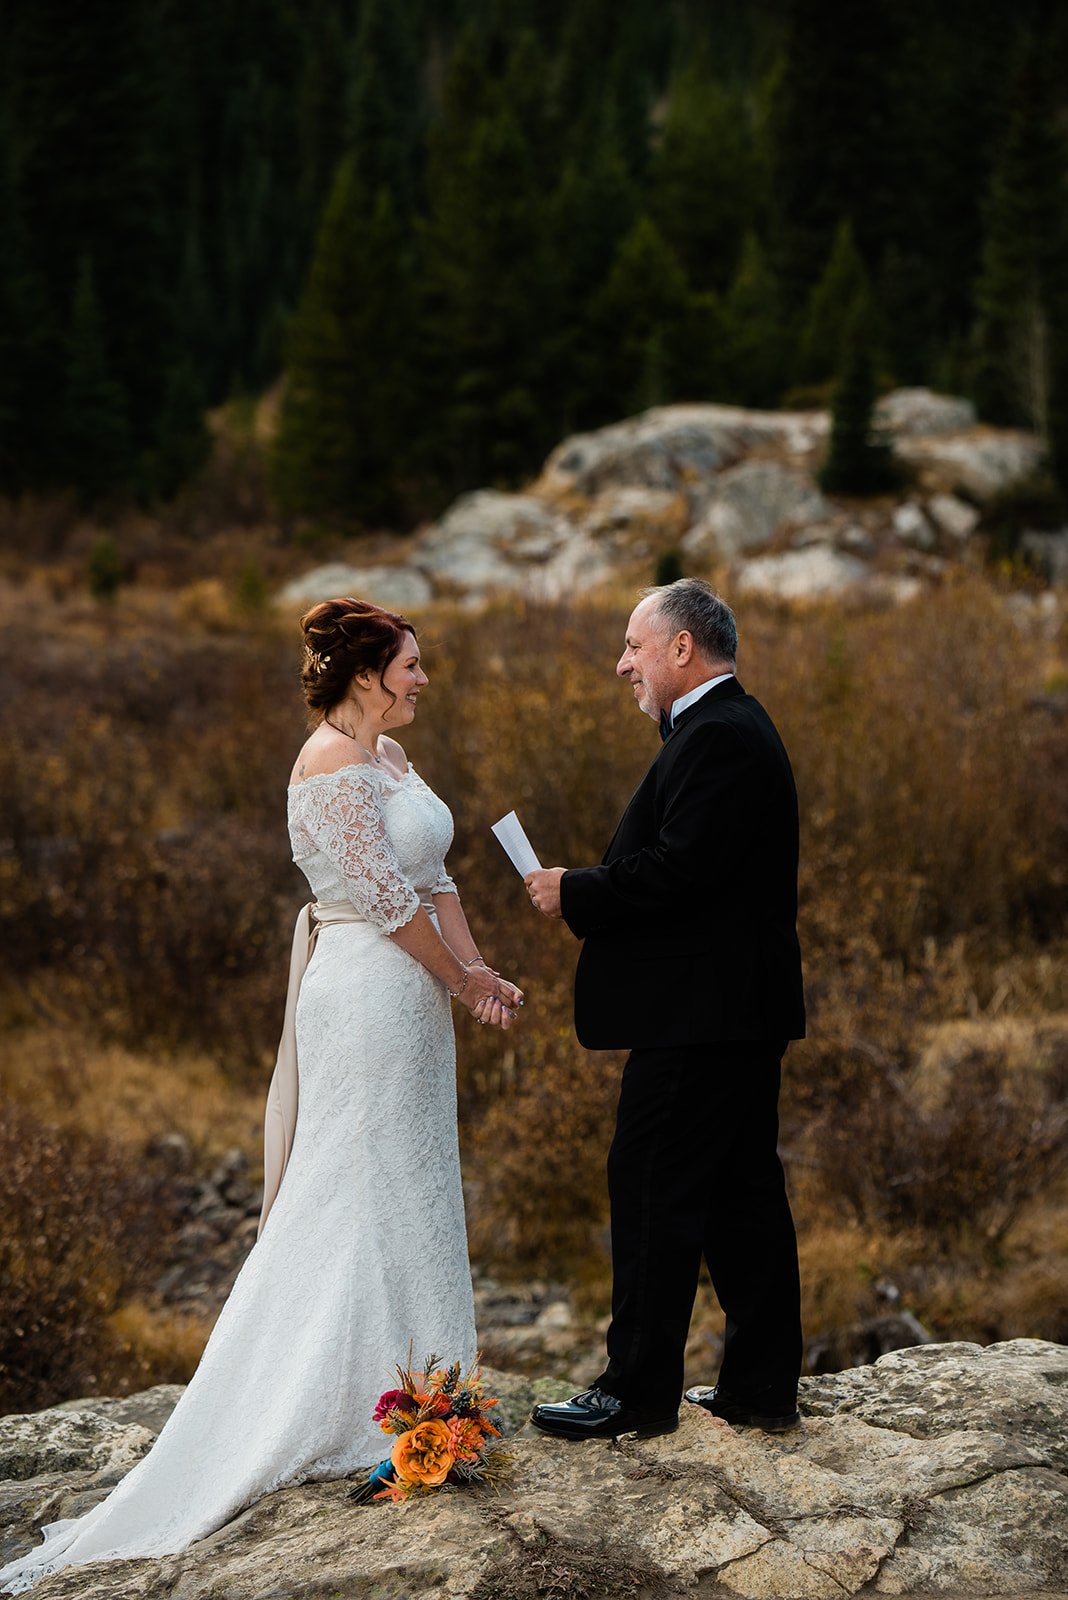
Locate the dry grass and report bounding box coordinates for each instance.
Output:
[0,1026,264,1167]
[107,1301,218,1390]
[0,571,1066,1407]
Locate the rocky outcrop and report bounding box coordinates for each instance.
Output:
[895,428,1043,501]
[537,404,829,500]
[682,462,831,561]
[150,1143,261,1313]
[2,1341,1066,1598]
[414,489,612,600]
[733,545,870,602]
[277,561,433,612]
[269,389,1065,610]
[874,390,977,437]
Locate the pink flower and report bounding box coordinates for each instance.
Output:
[374,1389,416,1422]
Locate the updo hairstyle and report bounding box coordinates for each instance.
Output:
[299,597,416,719]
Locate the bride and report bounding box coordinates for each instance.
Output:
[0,596,523,1594]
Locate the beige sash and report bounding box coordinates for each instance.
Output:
[257,894,434,1238]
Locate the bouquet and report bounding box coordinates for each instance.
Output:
[354,1350,511,1504]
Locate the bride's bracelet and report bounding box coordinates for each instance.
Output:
[447,958,483,1000]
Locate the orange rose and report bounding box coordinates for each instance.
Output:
[391,1420,455,1487]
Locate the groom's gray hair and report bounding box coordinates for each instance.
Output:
[641,578,738,668]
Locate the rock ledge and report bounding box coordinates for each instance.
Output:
[1,1341,1065,1598]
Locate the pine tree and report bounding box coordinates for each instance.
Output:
[548,109,638,428]
[271,158,416,524]
[150,357,210,501]
[648,60,762,295]
[553,0,657,179]
[417,78,555,486]
[719,233,788,407]
[684,291,730,404]
[423,21,498,184]
[819,298,901,495]
[61,257,134,503]
[889,0,1025,381]
[551,115,637,308]
[766,0,906,304]
[296,1,352,229]
[587,216,692,417]
[347,0,423,214]
[0,93,48,490]
[217,121,290,392]
[11,1,174,477]
[183,0,313,397]
[878,243,938,386]
[173,209,214,396]
[498,28,557,191]
[793,220,871,391]
[971,36,1068,449]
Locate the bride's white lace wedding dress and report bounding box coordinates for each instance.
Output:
[0,762,477,1594]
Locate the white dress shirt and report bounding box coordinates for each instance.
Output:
[669,674,734,728]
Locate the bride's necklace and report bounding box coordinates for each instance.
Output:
[325,716,381,764]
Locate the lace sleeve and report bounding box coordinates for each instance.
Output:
[301,770,422,932]
[432,867,459,896]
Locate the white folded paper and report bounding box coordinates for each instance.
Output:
[491,810,542,877]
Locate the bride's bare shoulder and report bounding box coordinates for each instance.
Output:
[289,729,374,786]
[379,735,410,775]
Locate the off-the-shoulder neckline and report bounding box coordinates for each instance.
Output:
[288,761,415,792]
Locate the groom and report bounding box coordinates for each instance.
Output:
[524,578,805,1438]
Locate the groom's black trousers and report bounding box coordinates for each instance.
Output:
[595,1040,802,1415]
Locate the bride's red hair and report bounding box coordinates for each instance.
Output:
[299,597,416,717]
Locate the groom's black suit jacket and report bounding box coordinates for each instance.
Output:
[559,677,805,1050]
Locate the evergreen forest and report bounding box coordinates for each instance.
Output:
[2,0,1067,523]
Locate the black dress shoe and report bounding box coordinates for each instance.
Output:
[530,1385,678,1441]
[684,1385,800,1432]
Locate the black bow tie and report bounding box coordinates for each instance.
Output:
[659,709,672,742]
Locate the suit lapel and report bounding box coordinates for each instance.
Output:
[600,680,747,862]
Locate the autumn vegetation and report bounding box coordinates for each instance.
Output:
[0,570,1065,1412]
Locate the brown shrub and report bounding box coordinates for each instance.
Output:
[0,1102,183,1412]
[0,618,302,1070]
[802,1048,1068,1250]
[463,981,621,1280]
[0,577,1065,1331]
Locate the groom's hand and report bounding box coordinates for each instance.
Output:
[525,868,565,919]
